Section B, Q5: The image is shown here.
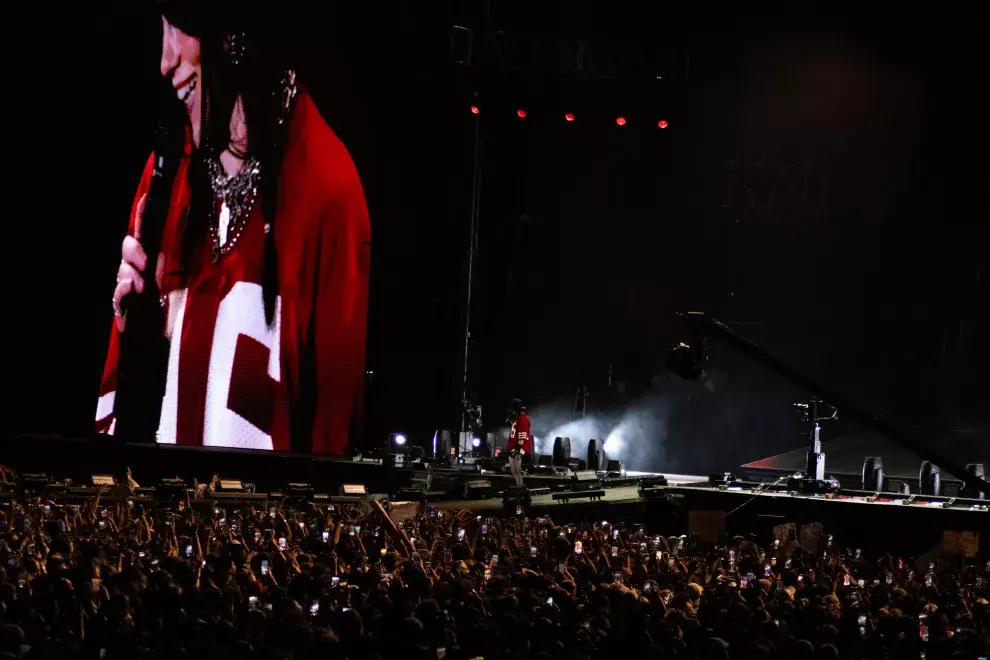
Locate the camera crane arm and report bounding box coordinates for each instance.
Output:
[672,310,990,496]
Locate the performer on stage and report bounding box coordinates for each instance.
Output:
[506,399,532,487]
[96,1,371,455]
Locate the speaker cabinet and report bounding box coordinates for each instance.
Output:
[552,437,571,467]
[587,439,603,471]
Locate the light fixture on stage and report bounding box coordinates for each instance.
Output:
[471,437,482,448]
[666,341,706,380]
[470,105,480,115]
[919,461,941,496]
[342,483,367,496]
[616,117,627,126]
[218,479,245,492]
[565,113,575,122]
[517,109,527,118]
[91,474,116,488]
[392,433,407,446]
[658,120,669,129]
[287,482,315,501]
[862,456,885,492]
[709,472,736,487]
[156,477,187,501]
[962,463,985,500]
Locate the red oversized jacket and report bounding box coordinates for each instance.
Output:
[508,412,533,455]
[95,87,370,455]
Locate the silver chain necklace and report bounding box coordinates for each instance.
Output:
[207,156,261,263]
[203,69,297,264]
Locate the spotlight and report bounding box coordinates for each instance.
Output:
[565,113,575,122]
[470,105,480,115]
[658,120,669,129]
[616,117,627,126]
[517,109,527,118]
[472,437,482,448]
[392,433,407,446]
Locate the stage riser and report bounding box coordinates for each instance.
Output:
[0,435,407,494]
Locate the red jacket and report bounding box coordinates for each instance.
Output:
[509,412,533,455]
[95,87,370,456]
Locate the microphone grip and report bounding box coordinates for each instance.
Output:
[114,123,183,442]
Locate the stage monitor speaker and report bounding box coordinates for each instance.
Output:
[962,463,985,500]
[919,461,941,496]
[587,439,603,471]
[552,437,571,467]
[862,456,885,492]
[606,459,621,473]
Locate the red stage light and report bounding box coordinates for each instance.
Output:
[470,105,480,115]
[658,119,669,129]
[565,113,575,122]
[616,117,627,126]
[517,109,527,118]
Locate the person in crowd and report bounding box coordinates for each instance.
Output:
[97,0,371,456]
[1,466,987,659]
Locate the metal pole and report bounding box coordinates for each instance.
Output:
[460,115,483,436]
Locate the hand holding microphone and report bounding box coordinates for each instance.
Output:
[113,194,166,332]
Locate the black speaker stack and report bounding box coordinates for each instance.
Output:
[552,437,571,467]
[586,439,603,471]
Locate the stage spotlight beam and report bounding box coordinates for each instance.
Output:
[667,310,990,497]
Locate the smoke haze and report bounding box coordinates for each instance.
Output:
[497,366,805,474]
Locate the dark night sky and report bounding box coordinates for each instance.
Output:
[3,2,986,473]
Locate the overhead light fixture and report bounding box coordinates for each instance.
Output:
[471,437,482,448]
[392,433,407,446]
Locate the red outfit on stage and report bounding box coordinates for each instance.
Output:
[508,412,533,456]
[95,87,370,456]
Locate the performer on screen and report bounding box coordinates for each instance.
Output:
[95,1,371,455]
[506,399,532,487]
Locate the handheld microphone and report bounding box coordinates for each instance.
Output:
[114,110,185,443]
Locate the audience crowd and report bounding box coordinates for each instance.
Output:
[0,470,987,660]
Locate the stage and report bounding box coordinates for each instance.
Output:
[2,433,985,559]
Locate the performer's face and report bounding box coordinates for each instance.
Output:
[160,16,203,146]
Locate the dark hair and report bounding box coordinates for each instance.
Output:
[158,1,289,326]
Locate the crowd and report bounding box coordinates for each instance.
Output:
[0,474,987,660]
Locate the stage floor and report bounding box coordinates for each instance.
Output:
[432,472,704,512]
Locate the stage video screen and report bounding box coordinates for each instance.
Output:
[94,4,370,455]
